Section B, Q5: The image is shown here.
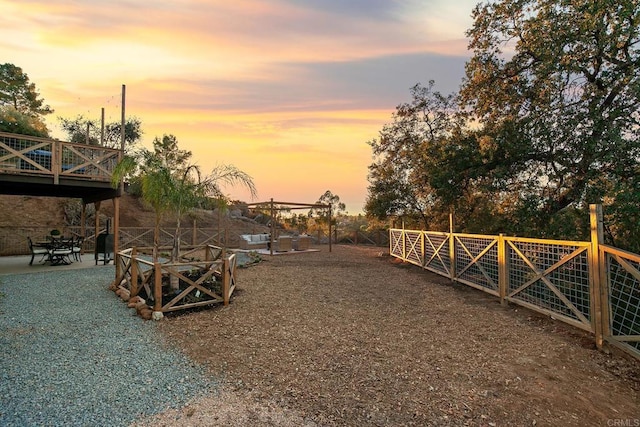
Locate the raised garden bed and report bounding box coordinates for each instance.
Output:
[111,245,241,318]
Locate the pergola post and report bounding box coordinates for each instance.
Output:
[270,198,275,256]
[329,204,332,252]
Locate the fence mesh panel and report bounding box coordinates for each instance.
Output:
[390,230,403,257]
[1,134,53,172]
[507,240,591,324]
[404,231,422,266]
[455,236,499,292]
[607,254,640,352]
[60,145,118,177]
[423,232,450,275]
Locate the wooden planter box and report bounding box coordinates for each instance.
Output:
[112,245,237,314]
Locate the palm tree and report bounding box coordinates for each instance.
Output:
[112,148,257,275]
[169,163,257,262]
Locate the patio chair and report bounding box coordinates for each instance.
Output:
[28,237,50,265]
[49,238,73,266]
[71,236,84,261]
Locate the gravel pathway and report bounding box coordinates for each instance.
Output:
[0,266,216,427]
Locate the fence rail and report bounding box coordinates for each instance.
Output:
[390,225,640,360]
[1,225,387,256]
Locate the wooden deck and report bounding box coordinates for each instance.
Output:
[0,131,122,202]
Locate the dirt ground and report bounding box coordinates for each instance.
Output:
[135,245,639,426]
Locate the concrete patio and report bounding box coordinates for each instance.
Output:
[0,254,110,275]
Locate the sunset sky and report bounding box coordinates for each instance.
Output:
[1,0,479,213]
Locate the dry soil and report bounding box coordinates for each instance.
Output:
[134,245,640,427]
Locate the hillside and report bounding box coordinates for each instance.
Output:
[0,195,266,232]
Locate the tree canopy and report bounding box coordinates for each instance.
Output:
[0,63,53,117]
[58,115,143,149]
[0,106,49,137]
[365,0,640,250]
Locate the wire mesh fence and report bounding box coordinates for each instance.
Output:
[390,228,640,360]
[602,246,640,354]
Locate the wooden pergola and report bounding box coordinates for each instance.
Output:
[246,198,332,255]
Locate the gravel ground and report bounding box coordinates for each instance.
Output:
[0,266,215,427]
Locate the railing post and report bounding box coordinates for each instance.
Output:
[590,204,605,349]
[449,213,456,281]
[421,231,426,267]
[53,140,61,184]
[223,257,230,306]
[498,234,507,304]
[130,247,138,297]
[153,262,162,313]
[192,219,197,246]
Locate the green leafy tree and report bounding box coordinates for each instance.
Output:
[367,0,640,248]
[365,82,464,229]
[0,106,49,137]
[151,134,192,169]
[309,190,345,238]
[460,0,640,240]
[0,63,53,117]
[284,213,309,234]
[58,115,143,149]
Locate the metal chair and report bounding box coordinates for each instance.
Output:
[49,237,73,266]
[28,237,50,265]
[72,236,84,261]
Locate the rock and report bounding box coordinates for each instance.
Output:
[139,308,153,320]
[119,289,131,301]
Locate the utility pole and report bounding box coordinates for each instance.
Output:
[100,107,105,146]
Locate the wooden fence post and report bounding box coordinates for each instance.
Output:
[192,219,197,246]
[498,234,507,304]
[153,262,162,313]
[449,213,456,281]
[130,247,138,297]
[402,220,406,260]
[223,257,230,306]
[590,204,605,349]
[421,231,426,267]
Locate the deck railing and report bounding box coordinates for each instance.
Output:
[0,131,120,183]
